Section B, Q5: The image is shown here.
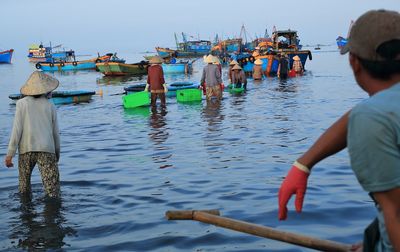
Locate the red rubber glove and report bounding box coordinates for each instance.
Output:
[278,161,310,220]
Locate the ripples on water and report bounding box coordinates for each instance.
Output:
[0,50,376,251]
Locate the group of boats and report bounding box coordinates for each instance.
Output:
[4,26,323,106]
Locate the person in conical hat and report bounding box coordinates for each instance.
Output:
[149,56,163,64]
[146,56,167,108]
[277,53,289,79]
[292,55,303,75]
[228,59,239,84]
[212,56,222,75]
[5,71,61,198]
[231,64,247,89]
[253,59,264,80]
[200,54,223,100]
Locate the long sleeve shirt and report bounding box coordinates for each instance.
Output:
[147,64,165,91]
[200,64,222,87]
[232,70,247,85]
[7,96,60,158]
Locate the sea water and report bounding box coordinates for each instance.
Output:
[0,49,375,251]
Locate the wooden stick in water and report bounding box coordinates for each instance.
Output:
[166,210,352,252]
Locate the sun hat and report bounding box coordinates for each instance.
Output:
[203,55,208,62]
[212,56,221,64]
[229,60,239,65]
[293,55,301,61]
[232,64,242,70]
[20,71,59,96]
[340,9,400,61]
[254,59,263,65]
[205,54,215,64]
[149,56,163,64]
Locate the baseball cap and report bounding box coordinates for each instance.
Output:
[340,9,400,61]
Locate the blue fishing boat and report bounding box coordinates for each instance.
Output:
[27,43,75,62]
[162,62,192,74]
[239,29,312,76]
[35,54,112,71]
[0,49,14,64]
[336,36,348,49]
[156,32,212,58]
[8,90,96,105]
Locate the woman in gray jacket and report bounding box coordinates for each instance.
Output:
[4,71,61,198]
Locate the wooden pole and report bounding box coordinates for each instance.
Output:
[166,210,352,252]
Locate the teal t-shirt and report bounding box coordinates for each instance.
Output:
[348,83,400,251]
[348,83,400,192]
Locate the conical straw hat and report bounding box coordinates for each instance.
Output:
[149,56,163,64]
[229,60,239,65]
[293,55,301,61]
[212,56,221,64]
[20,71,59,96]
[232,64,242,70]
[205,54,215,63]
[254,59,263,65]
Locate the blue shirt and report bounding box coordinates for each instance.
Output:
[348,82,400,251]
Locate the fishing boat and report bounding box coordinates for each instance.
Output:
[239,29,312,76]
[162,62,192,74]
[8,90,96,105]
[96,61,148,76]
[0,49,14,63]
[156,32,212,58]
[35,54,112,71]
[336,36,348,49]
[124,81,199,97]
[27,43,75,62]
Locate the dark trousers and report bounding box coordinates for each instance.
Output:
[151,93,166,107]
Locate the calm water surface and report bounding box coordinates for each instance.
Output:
[0,49,375,251]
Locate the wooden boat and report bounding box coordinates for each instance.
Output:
[156,33,211,58]
[8,90,96,105]
[240,29,312,76]
[27,43,75,62]
[35,54,112,71]
[162,62,192,74]
[336,36,347,49]
[0,49,14,63]
[96,61,148,76]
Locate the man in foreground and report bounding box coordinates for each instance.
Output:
[278,9,400,251]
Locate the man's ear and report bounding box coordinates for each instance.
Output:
[349,53,361,75]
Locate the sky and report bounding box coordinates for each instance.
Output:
[1,0,399,56]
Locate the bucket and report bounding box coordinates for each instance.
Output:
[122,91,150,108]
[176,88,202,102]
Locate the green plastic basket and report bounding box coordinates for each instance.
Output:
[122,91,150,108]
[229,87,245,94]
[176,88,202,102]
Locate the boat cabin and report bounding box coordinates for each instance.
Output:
[272,30,302,50]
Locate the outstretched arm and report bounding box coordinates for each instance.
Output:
[278,111,350,220]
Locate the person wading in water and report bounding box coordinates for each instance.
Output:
[5,71,61,199]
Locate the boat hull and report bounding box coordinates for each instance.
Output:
[0,49,14,63]
[156,47,208,58]
[241,50,311,76]
[36,61,96,71]
[96,62,148,76]
[162,63,191,74]
[8,91,95,105]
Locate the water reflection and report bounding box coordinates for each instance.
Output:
[9,195,76,250]
[148,108,172,169]
[202,99,224,129]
